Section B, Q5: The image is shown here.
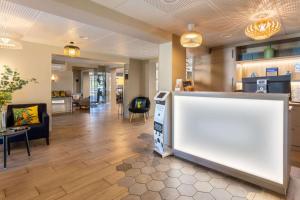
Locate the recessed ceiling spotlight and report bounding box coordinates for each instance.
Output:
[222,34,232,38]
[0,32,23,50]
[79,36,89,40]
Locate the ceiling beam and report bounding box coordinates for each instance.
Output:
[11,0,171,44]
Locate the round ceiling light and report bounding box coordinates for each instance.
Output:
[180,24,203,48]
[64,41,80,57]
[245,18,281,40]
[0,33,23,49]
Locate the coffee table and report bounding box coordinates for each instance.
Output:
[0,127,31,168]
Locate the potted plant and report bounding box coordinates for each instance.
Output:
[0,65,37,129]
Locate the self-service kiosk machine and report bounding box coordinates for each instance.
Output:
[153,91,172,157]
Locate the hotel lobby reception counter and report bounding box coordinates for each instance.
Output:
[172,92,289,194]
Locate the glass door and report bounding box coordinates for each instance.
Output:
[90,72,106,104]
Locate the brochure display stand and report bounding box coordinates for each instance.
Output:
[153,91,172,157]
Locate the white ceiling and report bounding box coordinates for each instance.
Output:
[92,0,300,47]
[0,0,159,59]
[1,0,300,60]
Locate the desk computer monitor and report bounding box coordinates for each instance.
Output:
[242,75,291,94]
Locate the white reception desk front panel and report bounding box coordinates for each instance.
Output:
[173,92,289,194]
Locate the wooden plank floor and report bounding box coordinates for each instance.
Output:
[0,104,299,200]
[0,105,151,200]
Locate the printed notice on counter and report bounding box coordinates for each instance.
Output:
[295,63,300,73]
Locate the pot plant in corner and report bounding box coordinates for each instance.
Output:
[0,65,37,130]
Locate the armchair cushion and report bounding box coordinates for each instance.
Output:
[129,97,150,114]
[12,105,40,126]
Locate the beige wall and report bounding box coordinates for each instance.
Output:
[144,59,157,116]
[110,68,117,110]
[0,42,53,114]
[158,35,186,91]
[172,34,187,90]
[73,69,81,94]
[52,66,73,92]
[158,42,172,91]
[0,40,129,120]
[82,71,90,99]
[123,58,157,118]
[189,46,235,92]
[123,59,144,117]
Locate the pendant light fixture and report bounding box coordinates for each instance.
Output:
[64,42,80,57]
[245,18,281,40]
[180,24,203,48]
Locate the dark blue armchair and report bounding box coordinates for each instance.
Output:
[129,97,150,123]
[2,103,50,145]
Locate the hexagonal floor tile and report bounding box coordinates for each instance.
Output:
[211,188,232,200]
[227,185,247,197]
[118,176,136,188]
[160,187,179,200]
[135,174,152,184]
[151,171,168,180]
[195,171,211,182]
[141,191,161,200]
[194,181,213,192]
[167,169,182,178]
[146,180,165,191]
[126,169,141,177]
[141,166,156,174]
[129,183,147,195]
[132,161,146,169]
[179,174,197,184]
[193,192,214,200]
[155,164,170,172]
[169,162,183,169]
[121,195,141,200]
[164,177,181,188]
[180,167,196,175]
[159,158,171,165]
[177,184,197,196]
[209,178,228,189]
[176,196,194,200]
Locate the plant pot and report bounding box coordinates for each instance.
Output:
[264,46,275,59]
[0,111,7,129]
[0,105,7,129]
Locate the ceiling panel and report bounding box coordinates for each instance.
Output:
[94,0,300,47]
[0,0,159,59]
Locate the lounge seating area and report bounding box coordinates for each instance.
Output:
[2,103,50,145]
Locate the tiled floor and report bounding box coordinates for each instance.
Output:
[117,152,289,200]
[0,105,299,200]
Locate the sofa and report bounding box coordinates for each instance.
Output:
[1,103,50,145]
